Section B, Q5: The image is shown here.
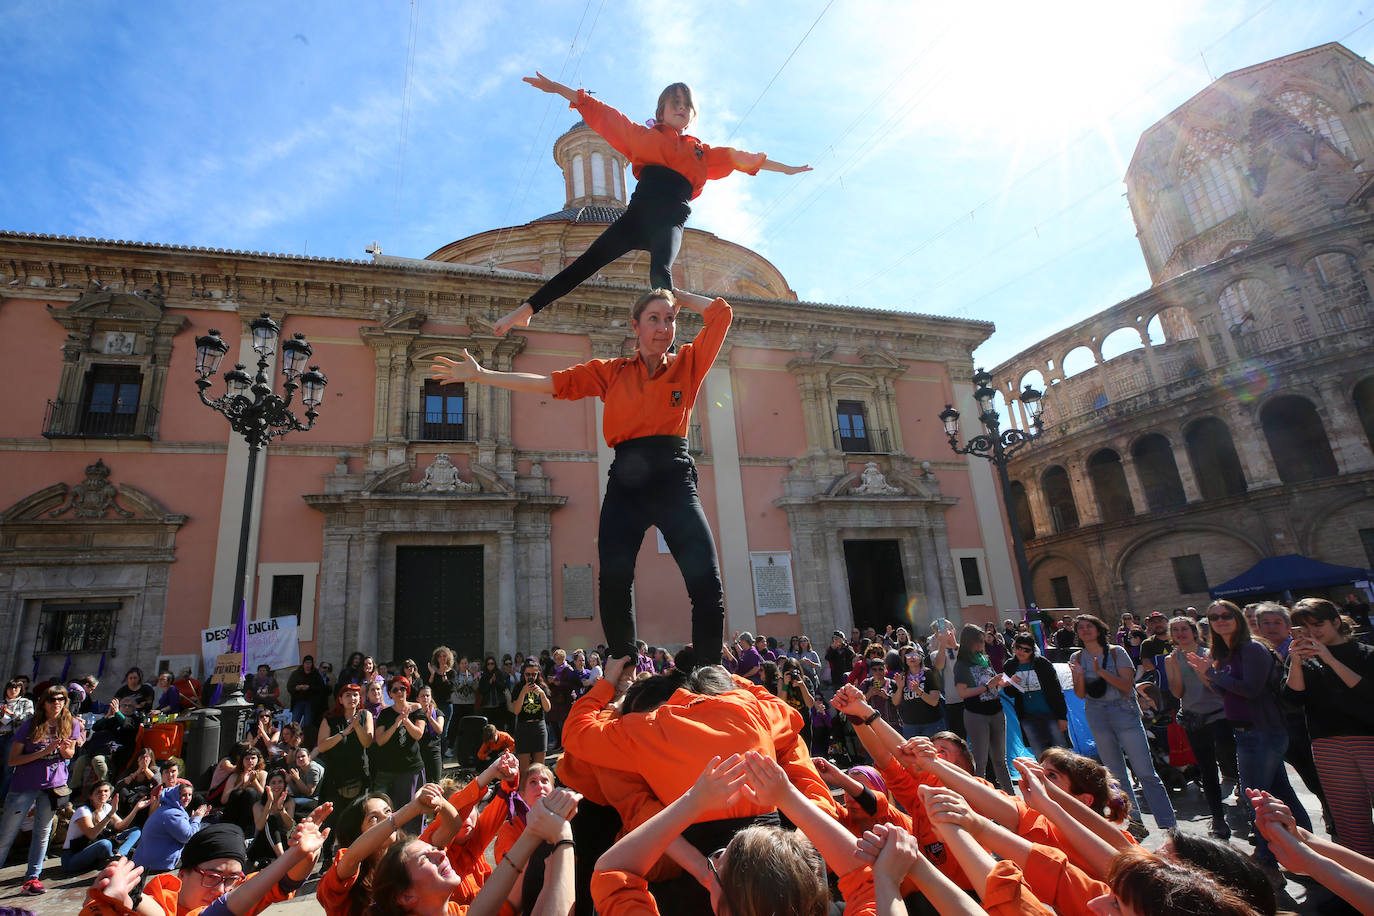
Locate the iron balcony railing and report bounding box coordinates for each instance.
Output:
[43,400,158,439]
[408,410,479,442]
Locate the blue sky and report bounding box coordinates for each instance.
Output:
[1,1,1368,370]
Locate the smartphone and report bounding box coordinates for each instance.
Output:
[1290,626,1307,638]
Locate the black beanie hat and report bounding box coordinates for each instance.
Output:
[180,824,248,869]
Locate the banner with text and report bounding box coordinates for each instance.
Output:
[201,617,299,678]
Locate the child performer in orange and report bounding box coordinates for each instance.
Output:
[433,288,727,665]
[491,74,809,337]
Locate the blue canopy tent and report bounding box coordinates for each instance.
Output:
[1208,554,1373,601]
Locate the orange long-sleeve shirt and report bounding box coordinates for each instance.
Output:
[476,731,515,761]
[591,863,876,916]
[81,870,294,916]
[563,676,840,821]
[878,758,975,890]
[1011,796,1137,879]
[1016,843,1110,916]
[418,776,517,905]
[552,298,730,448]
[983,859,1061,916]
[572,91,766,201]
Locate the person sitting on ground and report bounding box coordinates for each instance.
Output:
[285,746,323,816]
[145,756,189,816]
[133,782,209,873]
[62,779,149,875]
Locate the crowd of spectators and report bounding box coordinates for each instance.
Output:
[0,591,1362,915]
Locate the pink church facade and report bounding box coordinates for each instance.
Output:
[0,122,1017,680]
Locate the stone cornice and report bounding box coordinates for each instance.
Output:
[0,232,993,356]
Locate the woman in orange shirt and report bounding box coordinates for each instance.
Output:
[492,76,808,337]
[433,288,730,663]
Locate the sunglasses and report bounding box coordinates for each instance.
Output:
[1207,612,1236,622]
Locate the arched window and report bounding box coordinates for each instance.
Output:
[1274,89,1353,157]
[1137,174,1178,265]
[613,161,624,200]
[1260,396,1338,483]
[1088,449,1135,522]
[590,152,607,196]
[1179,129,1244,230]
[1217,278,1271,329]
[571,154,585,198]
[1042,466,1079,534]
[1009,481,1035,541]
[1184,417,1247,499]
[1132,434,1187,511]
[1355,377,1374,457]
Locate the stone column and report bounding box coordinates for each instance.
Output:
[500,531,518,658]
[358,531,381,655]
[1139,330,1161,386]
[1170,440,1204,503]
[1118,450,1148,516]
[1227,404,1282,488]
[1024,471,1053,539]
[918,526,949,624]
[1316,381,1374,473]
[1066,457,1101,526]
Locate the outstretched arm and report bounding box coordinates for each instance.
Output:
[759,158,811,175]
[430,349,554,394]
[523,72,580,104]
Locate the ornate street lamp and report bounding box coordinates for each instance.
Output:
[939,372,1046,607]
[194,314,328,625]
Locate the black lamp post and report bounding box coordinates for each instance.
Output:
[939,369,1045,607]
[194,313,328,624]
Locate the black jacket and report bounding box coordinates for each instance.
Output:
[1001,654,1068,720]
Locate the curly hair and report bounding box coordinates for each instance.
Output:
[1039,746,1131,823]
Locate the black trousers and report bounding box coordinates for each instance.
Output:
[528,166,691,313]
[599,437,723,664]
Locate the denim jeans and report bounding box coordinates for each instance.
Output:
[0,734,13,801]
[1084,699,1177,828]
[1019,715,1069,758]
[291,701,315,732]
[901,719,946,740]
[61,827,140,874]
[0,789,58,879]
[1233,725,1311,865]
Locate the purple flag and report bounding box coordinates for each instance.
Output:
[208,598,249,705]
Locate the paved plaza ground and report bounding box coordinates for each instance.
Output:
[0,756,1351,915]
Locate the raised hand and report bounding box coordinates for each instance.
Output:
[414,783,444,813]
[430,350,484,386]
[685,755,747,813]
[526,788,581,842]
[829,684,869,717]
[493,303,534,337]
[740,750,791,809]
[873,824,922,883]
[496,751,520,785]
[290,819,330,860]
[91,857,145,908]
[1011,758,1053,812]
[309,802,334,826]
[897,737,939,771]
[811,756,843,786]
[920,784,982,835]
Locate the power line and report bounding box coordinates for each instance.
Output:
[725,0,837,145]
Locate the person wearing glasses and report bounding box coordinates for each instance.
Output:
[1001,634,1069,756]
[1186,599,1311,871]
[0,678,33,801]
[0,685,83,895]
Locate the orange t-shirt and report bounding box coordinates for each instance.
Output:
[572,92,766,200]
[476,731,515,760]
[563,676,839,822]
[552,297,731,447]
